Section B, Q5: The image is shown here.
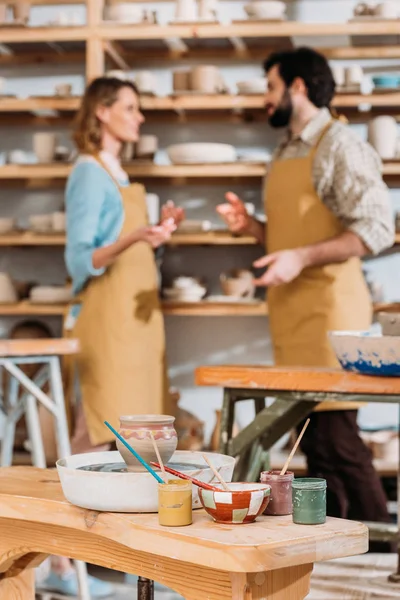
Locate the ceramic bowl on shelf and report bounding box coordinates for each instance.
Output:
[328,330,400,376]
[199,482,271,524]
[29,214,53,233]
[29,285,72,304]
[244,1,286,20]
[236,78,267,95]
[220,269,255,298]
[372,75,400,89]
[176,220,213,233]
[167,143,236,164]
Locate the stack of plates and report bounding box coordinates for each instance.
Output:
[167,143,236,164]
[30,286,72,305]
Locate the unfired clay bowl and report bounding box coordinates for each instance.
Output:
[220,269,254,298]
[57,450,235,512]
[117,414,178,472]
[199,482,270,524]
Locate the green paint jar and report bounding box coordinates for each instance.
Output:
[292,478,326,525]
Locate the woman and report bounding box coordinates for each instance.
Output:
[66,76,183,450]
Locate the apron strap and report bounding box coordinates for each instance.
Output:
[310,119,334,156]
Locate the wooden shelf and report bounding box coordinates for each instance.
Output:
[0,300,397,317]
[0,26,90,43]
[0,162,397,181]
[0,97,80,113]
[0,231,258,247]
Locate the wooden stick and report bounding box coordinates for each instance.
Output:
[150,462,220,491]
[202,454,230,491]
[280,418,310,476]
[149,432,167,483]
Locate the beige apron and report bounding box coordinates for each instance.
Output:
[265,121,372,411]
[73,157,169,445]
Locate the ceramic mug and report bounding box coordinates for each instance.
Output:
[135,135,158,159]
[135,71,157,95]
[368,115,398,159]
[375,2,398,18]
[175,0,197,21]
[33,132,57,163]
[190,65,224,94]
[345,66,363,87]
[173,70,191,92]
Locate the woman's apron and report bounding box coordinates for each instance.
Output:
[72,158,169,445]
[265,121,372,411]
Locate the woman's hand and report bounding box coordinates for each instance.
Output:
[138,218,176,248]
[216,192,252,234]
[161,200,185,227]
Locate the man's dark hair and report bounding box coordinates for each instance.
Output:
[264,47,336,108]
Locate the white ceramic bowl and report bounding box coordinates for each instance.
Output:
[57,450,235,512]
[167,143,236,164]
[105,3,143,22]
[244,1,286,19]
[236,78,267,95]
[30,286,72,304]
[328,330,400,376]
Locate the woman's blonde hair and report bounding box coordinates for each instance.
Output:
[73,77,139,154]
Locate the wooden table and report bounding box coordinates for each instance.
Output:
[0,467,368,600]
[195,365,400,580]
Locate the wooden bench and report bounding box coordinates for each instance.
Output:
[0,466,368,600]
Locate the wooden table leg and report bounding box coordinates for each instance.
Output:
[230,563,313,600]
[0,565,35,600]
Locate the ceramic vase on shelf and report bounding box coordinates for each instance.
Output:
[117,415,178,472]
[33,133,57,164]
[368,116,398,159]
[198,0,219,20]
[175,0,197,21]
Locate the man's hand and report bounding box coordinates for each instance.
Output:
[217,192,252,234]
[253,249,306,287]
[161,200,185,227]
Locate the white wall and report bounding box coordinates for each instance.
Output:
[1,0,399,443]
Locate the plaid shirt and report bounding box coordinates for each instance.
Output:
[270,108,394,255]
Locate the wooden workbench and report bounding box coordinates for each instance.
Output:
[0,467,367,600]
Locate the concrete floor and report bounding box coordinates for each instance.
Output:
[36,554,400,599]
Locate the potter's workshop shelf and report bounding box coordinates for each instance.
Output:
[0,301,67,316]
[0,26,90,44]
[0,231,258,247]
[0,162,397,182]
[0,97,80,113]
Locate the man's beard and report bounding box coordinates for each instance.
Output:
[267,88,293,129]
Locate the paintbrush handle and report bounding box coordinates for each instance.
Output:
[150,462,219,491]
[280,418,310,476]
[202,454,230,491]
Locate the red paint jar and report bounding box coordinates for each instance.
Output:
[260,470,294,515]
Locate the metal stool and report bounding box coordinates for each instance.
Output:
[0,337,91,600]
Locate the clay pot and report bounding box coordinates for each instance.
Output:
[0,273,17,304]
[173,70,191,92]
[12,2,30,24]
[368,116,398,159]
[378,312,400,336]
[220,269,254,298]
[199,483,270,524]
[117,415,178,472]
[190,65,225,94]
[33,133,57,164]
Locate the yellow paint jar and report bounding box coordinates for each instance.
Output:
[158,479,192,527]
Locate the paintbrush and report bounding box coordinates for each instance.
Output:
[280,418,310,476]
[150,462,220,491]
[202,454,230,491]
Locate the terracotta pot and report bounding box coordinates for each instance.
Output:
[173,70,191,92]
[33,133,57,164]
[190,65,224,94]
[117,414,178,472]
[220,269,254,298]
[199,482,270,524]
[368,116,398,159]
[12,2,30,24]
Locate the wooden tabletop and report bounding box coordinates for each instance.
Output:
[0,467,367,574]
[195,366,400,395]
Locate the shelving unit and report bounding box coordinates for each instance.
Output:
[0,0,399,319]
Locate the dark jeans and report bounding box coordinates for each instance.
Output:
[297,410,393,552]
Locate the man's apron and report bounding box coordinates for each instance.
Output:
[73,157,169,445]
[265,121,372,411]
